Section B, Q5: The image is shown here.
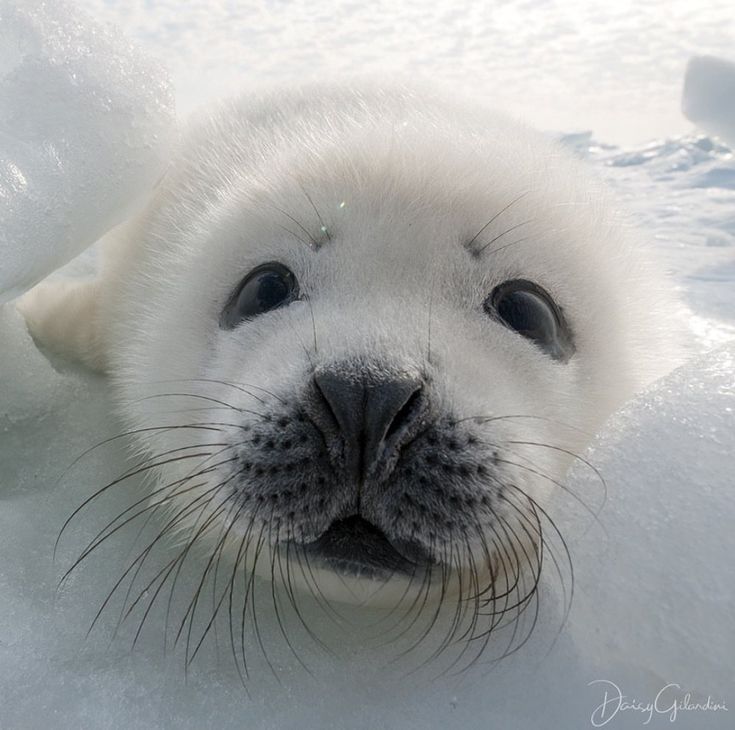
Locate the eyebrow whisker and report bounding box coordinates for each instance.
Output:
[477,233,533,258]
[269,203,319,249]
[300,185,332,243]
[273,222,311,249]
[476,219,534,256]
[465,192,531,255]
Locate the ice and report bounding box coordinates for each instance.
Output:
[0,0,174,303]
[683,55,735,148]
[564,343,735,701]
[1,296,733,728]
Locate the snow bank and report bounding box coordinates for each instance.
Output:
[1,293,732,728]
[683,55,735,148]
[0,0,175,303]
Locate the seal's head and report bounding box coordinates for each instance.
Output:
[46,83,681,613]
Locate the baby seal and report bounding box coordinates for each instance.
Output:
[19,81,680,635]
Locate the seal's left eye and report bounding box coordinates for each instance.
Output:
[220,262,299,329]
[484,279,575,362]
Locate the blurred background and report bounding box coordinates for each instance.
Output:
[79,0,735,144]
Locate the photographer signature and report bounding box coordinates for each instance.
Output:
[588,680,728,726]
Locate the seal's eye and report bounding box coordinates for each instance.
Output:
[484,279,574,362]
[220,262,299,329]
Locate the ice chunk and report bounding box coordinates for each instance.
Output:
[563,343,735,706]
[683,55,735,148]
[0,0,174,303]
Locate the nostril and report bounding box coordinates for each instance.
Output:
[312,373,341,433]
[384,383,423,443]
[312,371,363,441]
[364,377,425,455]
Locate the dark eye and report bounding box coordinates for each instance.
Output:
[220,262,299,329]
[484,280,574,362]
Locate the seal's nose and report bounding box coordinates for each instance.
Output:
[312,368,425,481]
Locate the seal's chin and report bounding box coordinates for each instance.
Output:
[297,515,432,579]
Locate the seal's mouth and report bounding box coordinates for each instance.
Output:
[297,515,433,578]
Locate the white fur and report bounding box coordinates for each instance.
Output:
[19,81,683,605]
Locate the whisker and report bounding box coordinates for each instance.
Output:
[268,202,318,249]
[506,439,608,508]
[477,230,532,257]
[300,185,331,243]
[145,378,288,407]
[465,192,531,253]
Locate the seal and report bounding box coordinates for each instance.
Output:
[18,81,682,647]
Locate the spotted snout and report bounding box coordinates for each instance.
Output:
[230,361,505,577]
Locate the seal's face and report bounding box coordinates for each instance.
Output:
[109,89,668,609]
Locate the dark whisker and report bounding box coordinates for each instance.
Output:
[451,413,591,436]
[185,497,250,667]
[274,221,311,248]
[145,377,289,407]
[268,203,318,249]
[476,229,533,257]
[300,185,331,243]
[85,480,220,639]
[506,439,608,508]
[464,191,531,253]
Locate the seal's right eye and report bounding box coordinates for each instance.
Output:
[220,262,299,329]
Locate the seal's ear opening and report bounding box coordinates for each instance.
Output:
[16,277,106,373]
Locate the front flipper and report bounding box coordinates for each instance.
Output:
[16,277,107,372]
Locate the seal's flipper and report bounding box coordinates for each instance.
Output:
[16,278,107,372]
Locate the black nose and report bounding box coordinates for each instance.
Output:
[312,367,425,481]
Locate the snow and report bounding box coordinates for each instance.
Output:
[2,1,735,728]
[0,0,174,303]
[562,133,735,349]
